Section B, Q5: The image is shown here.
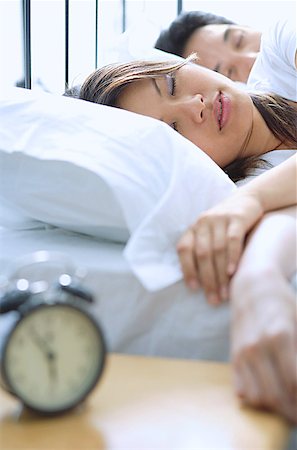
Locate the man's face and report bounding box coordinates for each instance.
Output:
[182,24,261,83]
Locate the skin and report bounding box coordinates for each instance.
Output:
[114,41,297,423]
[182,24,262,83]
[116,62,296,303]
[113,50,297,422]
[117,63,281,168]
[177,154,297,304]
[174,54,297,304]
[230,206,297,423]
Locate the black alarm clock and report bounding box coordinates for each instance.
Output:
[0,251,106,415]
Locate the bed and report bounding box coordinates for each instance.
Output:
[0,86,235,361]
[0,85,295,363]
[0,225,231,361]
[0,1,296,365]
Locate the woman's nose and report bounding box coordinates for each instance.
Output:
[177,94,205,124]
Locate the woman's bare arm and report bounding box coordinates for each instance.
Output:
[230,206,297,423]
[238,153,296,213]
[177,154,297,303]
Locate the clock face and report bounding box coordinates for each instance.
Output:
[3,304,105,413]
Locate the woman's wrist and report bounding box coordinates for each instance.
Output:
[238,186,265,216]
[238,209,296,273]
[230,263,280,305]
[230,206,296,305]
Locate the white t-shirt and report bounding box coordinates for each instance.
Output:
[247,18,297,101]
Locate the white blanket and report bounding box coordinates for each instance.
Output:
[0,225,230,361]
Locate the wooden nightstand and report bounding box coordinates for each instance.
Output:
[0,353,291,449]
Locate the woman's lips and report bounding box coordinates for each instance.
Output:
[214,91,231,130]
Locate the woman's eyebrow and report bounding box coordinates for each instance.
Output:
[152,78,162,96]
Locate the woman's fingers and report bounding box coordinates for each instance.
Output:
[226,218,245,276]
[177,191,265,300]
[272,330,297,398]
[269,354,297,423]
[232,285,297,424]
[234,345,297,423]
[268,321,297,422]
[192,216,243,302]
[176,229,200,290]
[212,220,229,300]
[235,363,262,406]
[193,216,247,302]
[193,220,220,304]
[177,215,246,303]
[234,343,275,405]
[177,221,220,302]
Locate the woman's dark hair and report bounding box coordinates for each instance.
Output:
[79,56,194,106]
[77,58,297,182]
[225,93,297,181]
[155,11,234,57]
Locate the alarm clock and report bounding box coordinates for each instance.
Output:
[0,251,106,415]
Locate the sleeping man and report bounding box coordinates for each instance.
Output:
[155,10,262,83]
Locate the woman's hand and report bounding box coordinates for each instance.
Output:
[176,192,263,304]
[230,207,297,423]
[177,155,297,304]
[231,268,297,423]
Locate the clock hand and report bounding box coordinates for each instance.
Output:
[48,352,58,382]
[30,327,56,360]
[30,327,58,382]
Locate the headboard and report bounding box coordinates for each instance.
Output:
[21,0,184,91]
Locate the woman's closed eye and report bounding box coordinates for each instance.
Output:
[166,73,178,131]
[166,73,176,96]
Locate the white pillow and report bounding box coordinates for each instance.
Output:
[0,87,174,241]
[124,140,238,291]
[99,16,184,68]
[0,87,236,290]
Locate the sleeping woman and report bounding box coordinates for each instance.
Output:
[72,19,297,422]
[77,18,296,296]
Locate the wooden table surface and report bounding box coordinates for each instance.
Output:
[0,353,291,450]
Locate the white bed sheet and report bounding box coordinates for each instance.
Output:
[0,225,230,362]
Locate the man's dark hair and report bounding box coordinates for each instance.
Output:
[155,11,234,57]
